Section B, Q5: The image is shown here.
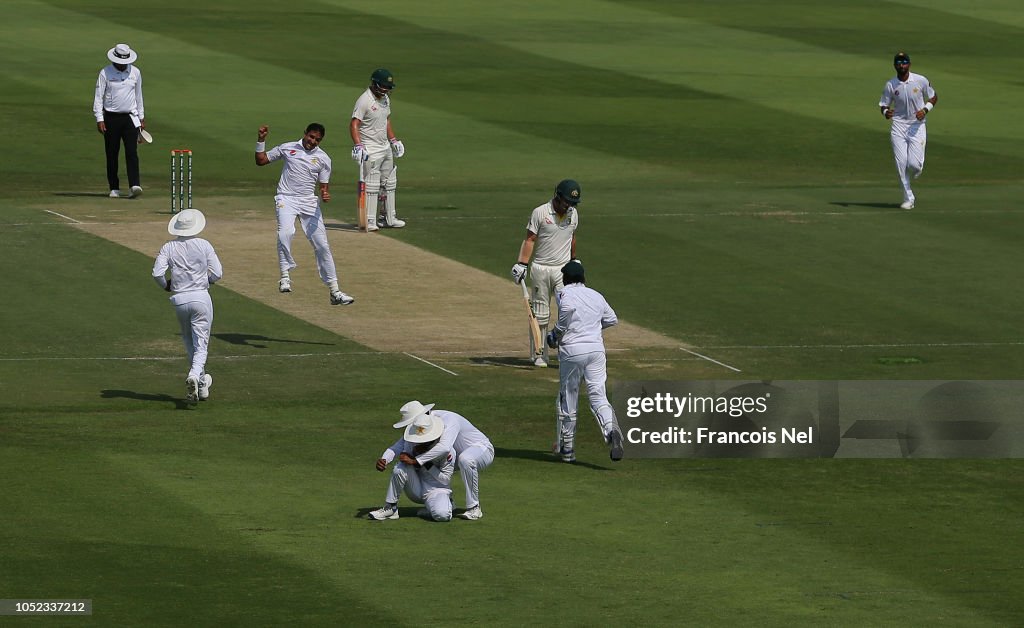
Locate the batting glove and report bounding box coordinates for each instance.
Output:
[390,138,405,158]
[546,330,559,349]
[511,262,528,284]
[351,143,368,162]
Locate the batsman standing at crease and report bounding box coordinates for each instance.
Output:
[152,209,222,403]
[879,51,937,210]
[255,123,355,306]
[93,43,146,199]
[350,68,406,231]
[512,179,581,367]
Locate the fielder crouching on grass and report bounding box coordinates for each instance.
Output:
[547,261,624,463]
[152,209,222,403]
[368,411,455,522]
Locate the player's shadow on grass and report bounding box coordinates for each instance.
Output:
[470,356,546,370]
[213,333,335,349]
[352,506,453,521]
[829,201,903,209]
[52,192,122,198]
[325,221,363,232]
[494,447,611,471]
[100,389,193,410]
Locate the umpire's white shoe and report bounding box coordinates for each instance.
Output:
[129,185,143,198]
[900,199,915,210]
[458,505,484,520]
[330,290,355,306]
[198,374,212,401]
[278,277,291,293]
[368,504,399,520]
[109,189,122,198]
[185,375,200,403]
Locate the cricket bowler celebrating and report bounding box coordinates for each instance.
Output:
[350,68,406,231]
[255,123,355,305]
[511,179,581,367]
[879,52,937,210]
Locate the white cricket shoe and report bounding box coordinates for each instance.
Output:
[900,200,915,210]
[185,375,200,402]
[109,189,122,198]
[383,216,406,228]
[366,223,380,232]
[330,290,355,306]
[129,185,143,198]
[458,505,484,520]
[533,355,547,368]
[198,373,213,400]
[278,277,291,293]
[368,504,399,520]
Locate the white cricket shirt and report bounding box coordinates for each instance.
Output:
[351,88,391,156]
[265,140,332,197]
[152,237,223,297]
[93,64,145,121]
[412,410,493,467]
[554,283,617,357]
[381,437,456,486]
[527,201,578,266]
[879,72,935,132]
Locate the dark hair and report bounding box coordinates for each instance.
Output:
[305,122,326,137]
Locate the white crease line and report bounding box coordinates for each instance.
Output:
[680,347,742,373]
[43,210,83,224]
[403,352,459,376]
[702,341,1024,350]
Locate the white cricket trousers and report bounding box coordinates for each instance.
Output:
[385,463,453,521]
[557,350,619,451]
[529,262,566,329]
[274,195,338,285]
[457,444,494,510]
[170,290,213,380]
[890,122,927,203]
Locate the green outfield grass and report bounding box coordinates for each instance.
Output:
[2,0,1023,625]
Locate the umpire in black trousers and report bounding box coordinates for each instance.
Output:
[93,43,147,198]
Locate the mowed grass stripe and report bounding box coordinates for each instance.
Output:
[39,0,1021,184]
[0,447,388,625]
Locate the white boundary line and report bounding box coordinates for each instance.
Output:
[679,347,742,372]
[403,352,459,376]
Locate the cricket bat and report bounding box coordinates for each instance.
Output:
[521,281,544,358]
[357,163,367,231]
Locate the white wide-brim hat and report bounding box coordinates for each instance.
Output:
[393,400,435,429]
[107,43,138,65]
[404,413,443,443]
[168,208,206,237]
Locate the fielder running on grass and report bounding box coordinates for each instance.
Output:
[255,123,355,305]
[152,209,222,403]
[512,179,581,367]
[369,410,456,522]
[879,51,937,210]
[350,68,406,231]
[546,261,624,463]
